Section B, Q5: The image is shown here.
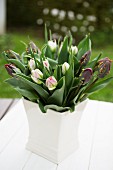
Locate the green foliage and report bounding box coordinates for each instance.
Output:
[58,36,69,64]
[2,30,113,113]
[86,77,113,93]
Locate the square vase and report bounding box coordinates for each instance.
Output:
[23,99,88,164]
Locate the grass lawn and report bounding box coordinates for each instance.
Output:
[0,32,113,103]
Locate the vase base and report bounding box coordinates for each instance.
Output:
[26,139,79,164]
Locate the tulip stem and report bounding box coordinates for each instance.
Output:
[84,77,98,93]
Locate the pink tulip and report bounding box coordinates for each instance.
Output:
[43,59,49,70]
[31,69,43,84]
[46,76,57,90]
[28,59,36,70]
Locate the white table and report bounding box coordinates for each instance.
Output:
[0,99,113,170]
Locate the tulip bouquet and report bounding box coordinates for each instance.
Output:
[2,28,113,113]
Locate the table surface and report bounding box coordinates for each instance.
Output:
[0,99,113,170]
[0,98,19,120]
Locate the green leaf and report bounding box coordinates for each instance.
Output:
[45,45,53,59]
[24,67,30,75]
[47,58,58,69]
[65,64,74,96]
[17,74,49,101]
[39,100,46,113]
[44,104,70,112]
[57,65,62,81]
[32,53,38,68]
[16,87,39,101]
[49,29,52,40]
[5,78,39,101]
[78,34,91,51]
[42,67,50,79]
[58,36,69,64]
[45,23,48,43]
[47,77,65,106]
[5,77,31,89]
[7,59,25,72]
[68,31,73,47]
[53,65,62,81]
[86,77,113,93]
[77,35,91,60]
[73,56,80,75]
[66,86,78,104]
[70,104,75,112]
[16,73,32,81]
[86,53,102,69]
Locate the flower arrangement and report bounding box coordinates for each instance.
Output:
[2,27,113,113]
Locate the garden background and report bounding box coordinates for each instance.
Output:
[0,0,113,102]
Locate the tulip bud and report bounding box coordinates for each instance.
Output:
[46,76,57,90]
[81,68,93,84]
[62,62,70,75]
[70,45,78,55]
[5,50,20,60]
[26,41,40,54]
[98,57,112,78]
[80,50,91,66]
[5,64,18,77]
[48,40,57,52]
[43,59,49,70]
[28,59,36,70]
[31,69,43,84]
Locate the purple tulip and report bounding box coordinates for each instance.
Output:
[26,41,40,54]
[5,50,20,60]
[80,50,91,66]
[5,64,16,77]
[81,68,93,84]
[98,57,112,78]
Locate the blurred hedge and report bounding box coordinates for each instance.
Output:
[7,0,113,43]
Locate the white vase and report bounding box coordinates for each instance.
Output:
[23,98,88,164]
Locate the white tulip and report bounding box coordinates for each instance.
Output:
[62,62,70,75]
[48,40,57,52]
[70,45,78,55]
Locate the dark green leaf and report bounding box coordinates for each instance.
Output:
[65,64,74,96]
[66,86,78,104]
[5,78,39,101]
[16,73,32,81]
[72,77,80,87]
[16,74,49,101]
[16,87,39,101]
[73,56,80,75]
[86,77,113,93]
[39,100,46,113]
